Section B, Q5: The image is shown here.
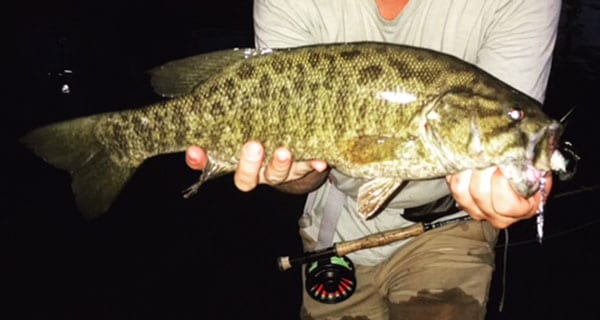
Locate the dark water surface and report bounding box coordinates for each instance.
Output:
[7,1,600,319]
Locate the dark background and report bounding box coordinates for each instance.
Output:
[6,1,600,319]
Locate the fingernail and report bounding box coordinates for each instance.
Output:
[313,161,327,172]
[186,153,199,166]
[244,143,263,162]
[277,149,290,161]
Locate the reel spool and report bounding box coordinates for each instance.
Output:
[305,256,357,304]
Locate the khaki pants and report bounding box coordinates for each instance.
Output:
[300,219,499,320]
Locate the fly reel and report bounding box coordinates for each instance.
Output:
[305,256,357,304]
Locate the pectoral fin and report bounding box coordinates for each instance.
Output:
[182,155,233,198]
[357,178,403,220]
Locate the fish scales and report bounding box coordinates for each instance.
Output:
[111,44,473,171]
[20,42,565,219]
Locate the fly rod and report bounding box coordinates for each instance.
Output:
[277,215,473,271]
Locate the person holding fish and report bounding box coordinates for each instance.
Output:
[184,0,561,319]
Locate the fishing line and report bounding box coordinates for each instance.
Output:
[499,228,509,312]
[495,216,600,249]
[552,184,600,199]
[494,183,600,249]
[495,184,599,312]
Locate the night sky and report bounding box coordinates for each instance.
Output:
[6,1,600,319]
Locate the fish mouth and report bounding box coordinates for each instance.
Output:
[529,120,564,173]
[506,120,565,197]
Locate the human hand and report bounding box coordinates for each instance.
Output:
[446,167,553,229]
[185,141,328,192]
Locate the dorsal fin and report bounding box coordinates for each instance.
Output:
[148,48,274,97]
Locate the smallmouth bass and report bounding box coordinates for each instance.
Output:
[20,42,566,220]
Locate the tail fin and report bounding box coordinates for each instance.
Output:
[20,116,138,220]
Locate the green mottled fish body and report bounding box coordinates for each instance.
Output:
[21,42,564,219]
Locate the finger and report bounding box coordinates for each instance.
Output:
[468,167,496,216]
[485,214,521,229]
[449,170,521,228]
[284,160,329,180]
[490,168,537,218]
[309,160,329,172]
[234,141,265,192]
[448,170,486,221]
[262,147,293,184]
[262,152,329,184]
[186,146,207,170]
[470,167,535,227]
[287,160,319,180]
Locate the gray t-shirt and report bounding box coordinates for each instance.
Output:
[254,0,560,265]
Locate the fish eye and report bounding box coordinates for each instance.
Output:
[507,108,525,121]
